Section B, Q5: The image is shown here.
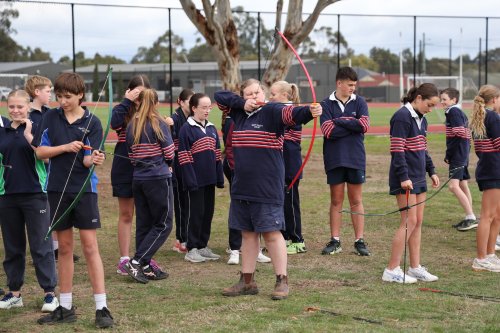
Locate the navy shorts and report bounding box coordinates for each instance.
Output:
[112,183,133,198]
[327,167,365,185]
[390,186,427,195]
[449,166,470,180]
[229,200,285,233]
[477,180,500,192]
[48,192,101,230]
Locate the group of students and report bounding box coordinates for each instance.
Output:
[0,66,499,326]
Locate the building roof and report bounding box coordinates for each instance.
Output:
[0,61,54,73]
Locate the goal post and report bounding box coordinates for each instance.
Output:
[0,73,29,99]
[406,75,479,103]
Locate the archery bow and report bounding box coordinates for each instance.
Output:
[340,166,464,217]
[45,68,113,239]
[274,28,318,192]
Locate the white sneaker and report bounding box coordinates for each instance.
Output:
[41,293,59,312]
[198,247,220,260]
[487,254,500,266]
[472,258,500,272]
[184,249,206,263]
[496,236,500,251]
[0,293,23,309]
[382,267,417,284]
[227,250,240,265]
[407,265,438,282]
[256,250,271,263]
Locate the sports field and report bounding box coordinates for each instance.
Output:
[0,106,498,331]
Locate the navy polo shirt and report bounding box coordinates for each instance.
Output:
[0,121,46,195]
[29,105,50,125]
[33,107,102,193]
[0,116,10,128]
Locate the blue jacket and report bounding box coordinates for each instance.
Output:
[445,104,471,167]
[111,98,134,184]
[473,109,500,181]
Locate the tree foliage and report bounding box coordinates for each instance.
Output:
[131,30,184,64]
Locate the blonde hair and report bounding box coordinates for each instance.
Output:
[470,84,500,138]
[131,89,167,145]
[24,75,52,99]
[272,80,300,104]
[7,89,31,105]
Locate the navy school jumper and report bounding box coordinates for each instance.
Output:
[473,108,500,182]
[110,98,134,187]
[178,117,223,250]
[214,90,314,206]
[445,104,471,168]
[389,103,436,190]
[126,120,175,265]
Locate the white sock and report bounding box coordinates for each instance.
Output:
[94,293,107,311]
[465,214,476,220]
[53,240,59,251]
[333,237,340,241]
[60,292,72,310]
[120,256,130,262]
[497,235,500,242]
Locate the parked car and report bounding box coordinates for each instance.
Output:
[0,86,12,101]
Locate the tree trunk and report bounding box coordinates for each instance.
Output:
[180,0,340,92]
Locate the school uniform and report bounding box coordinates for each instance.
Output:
[29,105,50,125]
[126,120,174,266]
[33,107,102,230]
[445,104,471,179]
[0,116,10,128]
[222,117,242,250]
[320,92,369,184]
[171,107,190,243]
[110,98,134,197]
[283,123,303,243]
[214,91,313,233]
[473,108,500,191]
[389,103,436,194]
[0,120,57,293]
[178,117,223,250]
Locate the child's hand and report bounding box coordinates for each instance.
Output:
[244,98,258,112]
[91,150,105,165]
[430,174,440,188]
[164,116,174,126]
[125,87,142,102]
[65,141,84,153]
[21,119,34,144]
[400,179,413,190]
[309,103,322,118]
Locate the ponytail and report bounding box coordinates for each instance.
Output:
[470,84,500,138]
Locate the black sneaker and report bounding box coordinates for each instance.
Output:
[37,305,77,325]
[321,239,342,255]
[0,288,4,296]
[354,238,371,256]
[457,219,478,232]
[143,264,169,280]
[452,220,467,228]
[124,260,149,284]
[54,249,80,263]
[95,307,114,329]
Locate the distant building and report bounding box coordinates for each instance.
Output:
[0,61,71,88]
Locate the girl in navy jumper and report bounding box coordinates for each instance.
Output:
[0,90,58,313]
[469,85,500,273]
[216,79,322,300]
[382,83,440,284]
[110,74,152,275]
[169,88,193,254]
[320,67,371,257]
[178,93,224,263]
[268,81,306,254]
[124,89,173,284]
[440,88,477,231]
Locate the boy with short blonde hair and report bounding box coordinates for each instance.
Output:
[25,75,52,125]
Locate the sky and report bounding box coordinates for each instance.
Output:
[5,0,500,63]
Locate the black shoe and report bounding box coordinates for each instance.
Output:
[354,238,371,256]
[457,219,478,232]
[37,305,77,325]
[124,260,149,284]
[95,307,114,329]
[143,264,169,280]
[54,249,80,263]
[0,288,4,296]
[452,220,467,228]
[321,239,342,255]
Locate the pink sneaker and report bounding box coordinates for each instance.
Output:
[172,240,188,254]
[150,258,162,271]
[116,258,129,276]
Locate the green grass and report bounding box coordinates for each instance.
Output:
[0,132,498,332]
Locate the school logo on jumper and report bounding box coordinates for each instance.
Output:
[78,127,90,135]
[92,218,98,223]
[251,124,263,129]
[39,209,46,214]
[351,112,356,116]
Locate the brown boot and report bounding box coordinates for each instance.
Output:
[222,272,259,297]
[271,275,289,300]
